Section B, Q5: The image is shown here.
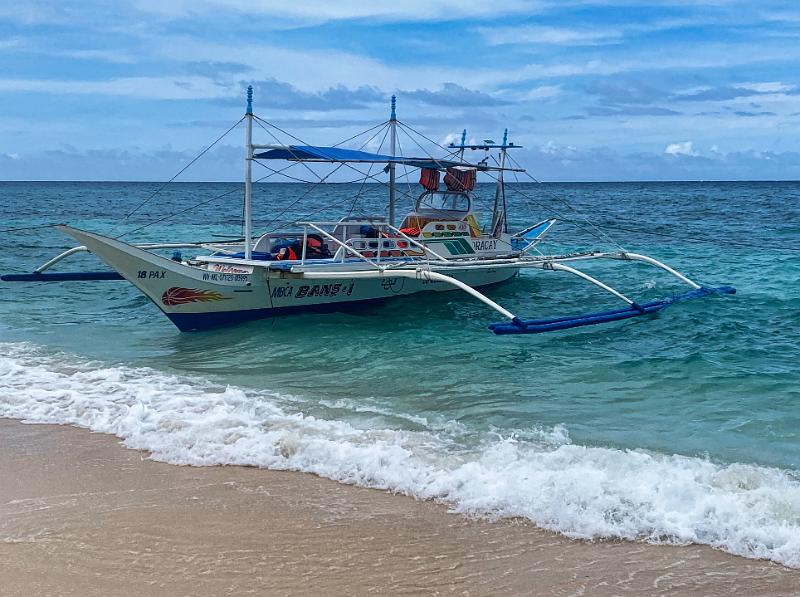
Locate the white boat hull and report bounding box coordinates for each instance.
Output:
[59,226,518,331]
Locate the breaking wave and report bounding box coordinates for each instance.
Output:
[1,341,799,568]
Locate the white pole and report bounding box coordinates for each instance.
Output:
[244,85,254,260]
[491,129,507,235]
[389,95,397,227]
[300,268,520,322]
[500,128,508,233]
[616,252,702,289]
[547,262,636,305]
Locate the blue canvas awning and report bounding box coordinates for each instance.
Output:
[253,145,479,170]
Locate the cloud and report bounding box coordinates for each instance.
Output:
[3,141,800,183]
[0,36,25,50]
[740,81,797,93]
[185,61,253,79]
[0,144,242,181]
[247,79,385,111]
[732,110,776,117]
[477,15,733,49]
[664,141,699,156]
[673,86,763,102]
[3,0,800,183]
[586,79,665,106]
[0,76,234,100]
[479,25,621,46]
[589,105,681,117]
[402,83,508,107]
[520,85,561,100]
[131,0,536,24]
[523,145,800,182]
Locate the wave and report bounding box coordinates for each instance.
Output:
[1,341,799,568]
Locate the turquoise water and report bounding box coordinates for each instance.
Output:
[1,181,799,566]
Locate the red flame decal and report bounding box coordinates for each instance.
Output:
[161,287,230,306]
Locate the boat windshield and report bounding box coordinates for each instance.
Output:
[417,191,470,213]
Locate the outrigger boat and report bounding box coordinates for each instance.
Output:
[2,87,734,334]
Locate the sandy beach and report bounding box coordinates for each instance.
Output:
[0,419,796,596]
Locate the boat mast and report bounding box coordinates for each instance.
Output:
[244,85,254,260]
[491,128,509,234]
[458,129,467,161]
[500,128,508,233]
[389,95,397,227]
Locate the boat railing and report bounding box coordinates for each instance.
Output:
[295,220,449,268]
[296,221,382,269]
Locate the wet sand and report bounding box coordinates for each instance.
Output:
[0,419,797,596]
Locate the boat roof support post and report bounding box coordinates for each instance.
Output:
[244,85,254,260]
[388,95,397,227]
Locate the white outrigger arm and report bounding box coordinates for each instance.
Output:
[0,241,211,282]
[298,250,735,335]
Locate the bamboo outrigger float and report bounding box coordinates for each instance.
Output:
[2,87,735,334]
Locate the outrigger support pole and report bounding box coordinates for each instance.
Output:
[388,95,397,227]
[244,85,254,260]
[612,252,701,289]
[544,262,637,306]
[299,267,523,325]
[491,256,734,335]
[410,269,519,321]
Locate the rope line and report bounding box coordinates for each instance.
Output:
[254,122,392,232]
[117,171,272,239]
[112,116,244,237]
[554,218,800,251]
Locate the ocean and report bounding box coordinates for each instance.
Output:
[1,180,799,567]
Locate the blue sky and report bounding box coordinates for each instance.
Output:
[1,0,799,181]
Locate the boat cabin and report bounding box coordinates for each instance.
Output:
[399,166,481,238]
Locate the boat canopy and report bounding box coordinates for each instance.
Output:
[253,145,493,171]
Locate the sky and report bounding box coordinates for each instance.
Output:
[1,0,799,181]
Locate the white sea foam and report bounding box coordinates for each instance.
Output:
[1,341,799,568]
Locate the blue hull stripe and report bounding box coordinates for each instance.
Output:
[165,297,389,332]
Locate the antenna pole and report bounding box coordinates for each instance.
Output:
[389,95,397,227]
[500,128,508,232]
[491,128,508,235]
[244,85,254,260]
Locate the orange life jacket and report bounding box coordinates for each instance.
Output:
[277,246,299,260]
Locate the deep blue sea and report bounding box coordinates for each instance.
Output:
[1,181,799,566]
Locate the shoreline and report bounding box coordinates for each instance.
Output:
[1,418,797,596]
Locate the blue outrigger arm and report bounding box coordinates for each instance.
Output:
[1,271,123,281]
[488,252,736,335]
[489,286,736,335]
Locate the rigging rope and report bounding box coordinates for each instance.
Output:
[396,119,629,250]
[116,171,272,239]
[27,106,791,255]
[253,121,392,232]
[111,116,245,238]
[504,152,627,251]
[342,125,391,221]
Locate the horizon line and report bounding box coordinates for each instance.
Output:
[1,179,799,184]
